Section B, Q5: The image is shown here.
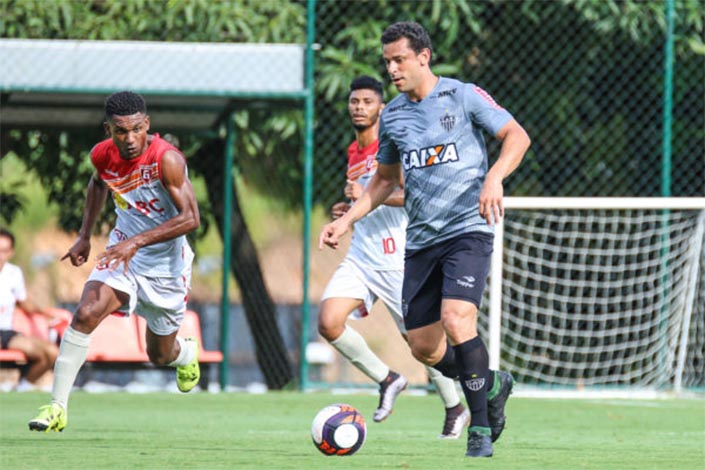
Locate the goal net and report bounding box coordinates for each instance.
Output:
[483,198,705,396]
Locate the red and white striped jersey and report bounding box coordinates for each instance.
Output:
[345,139,406,271]
[90,134,193,277]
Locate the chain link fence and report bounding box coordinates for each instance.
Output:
[313,1,703,206]
[311,0,704,388]
[1,0,703,392]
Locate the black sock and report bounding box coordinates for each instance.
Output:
[431,341,459,379]
[454,336,490,428]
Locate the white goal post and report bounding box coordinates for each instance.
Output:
[488,197,705,396]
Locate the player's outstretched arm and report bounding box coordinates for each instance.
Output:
[319,162,401,250]
[344,177,403,208]
[61,172,109,267]
[479,119,531,225]
[98,150,200,271]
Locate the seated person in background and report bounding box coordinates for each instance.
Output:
[0,228,59,391]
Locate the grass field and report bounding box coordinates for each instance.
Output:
[1,391,703,469]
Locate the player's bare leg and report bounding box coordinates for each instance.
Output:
[30,281,124,432]
[145,327,199,392]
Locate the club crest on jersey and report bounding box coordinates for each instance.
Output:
[141,167,153,183]
[366,154,377,171]
[440,112,456,132]
[402,143,459,170]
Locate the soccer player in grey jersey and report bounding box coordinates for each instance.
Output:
[319,22,531,458]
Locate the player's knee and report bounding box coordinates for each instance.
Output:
[317,313,344,342]
[409,348,432,365]
[72,305,103,333]
[407,340,439,366]
[440,309,476,338]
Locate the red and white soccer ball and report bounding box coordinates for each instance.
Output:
[311,403,367,456]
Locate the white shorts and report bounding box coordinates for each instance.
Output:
[87,263,192,336]
[321,259,406,333]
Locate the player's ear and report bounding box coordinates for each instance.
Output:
[419,48,431,66]
[103,121,111,138]
[144,115,151,131]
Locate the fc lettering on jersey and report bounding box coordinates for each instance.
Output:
[402,143,459,170]
[134,198,164,216]
[112,194,164,216]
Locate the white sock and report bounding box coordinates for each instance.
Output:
[426,365,461,408]
[52,326,91,411]
[330,326,389,383]
[168,337,197,367]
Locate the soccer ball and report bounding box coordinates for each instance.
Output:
[311,404,367,456]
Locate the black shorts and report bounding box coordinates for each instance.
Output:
[0,329,19,349]
[402,232,494,331]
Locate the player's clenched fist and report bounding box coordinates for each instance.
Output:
[478,174,504,225]
[318,218,351,250]
[344,180,363,201]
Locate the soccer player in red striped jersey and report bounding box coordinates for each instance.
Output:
[29,91,201,433]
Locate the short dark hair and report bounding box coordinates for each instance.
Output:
[105,91,147,119]
[0,228,15,248]
[349,76,384,100]
[381,21,433,60]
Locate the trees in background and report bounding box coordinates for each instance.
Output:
[313,0,704,205]
[0,0,308,389]
[1,0,703,387]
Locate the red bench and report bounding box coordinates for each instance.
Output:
[1,308,223,389]
[86,314,149,363]
[0,307,62,363]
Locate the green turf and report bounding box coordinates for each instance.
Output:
[1,392,703,469]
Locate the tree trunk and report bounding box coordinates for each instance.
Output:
[193,139,295,389]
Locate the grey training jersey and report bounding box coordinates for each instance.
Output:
[377,77,513,250]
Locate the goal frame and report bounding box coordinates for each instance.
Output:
[489,197,705,396]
